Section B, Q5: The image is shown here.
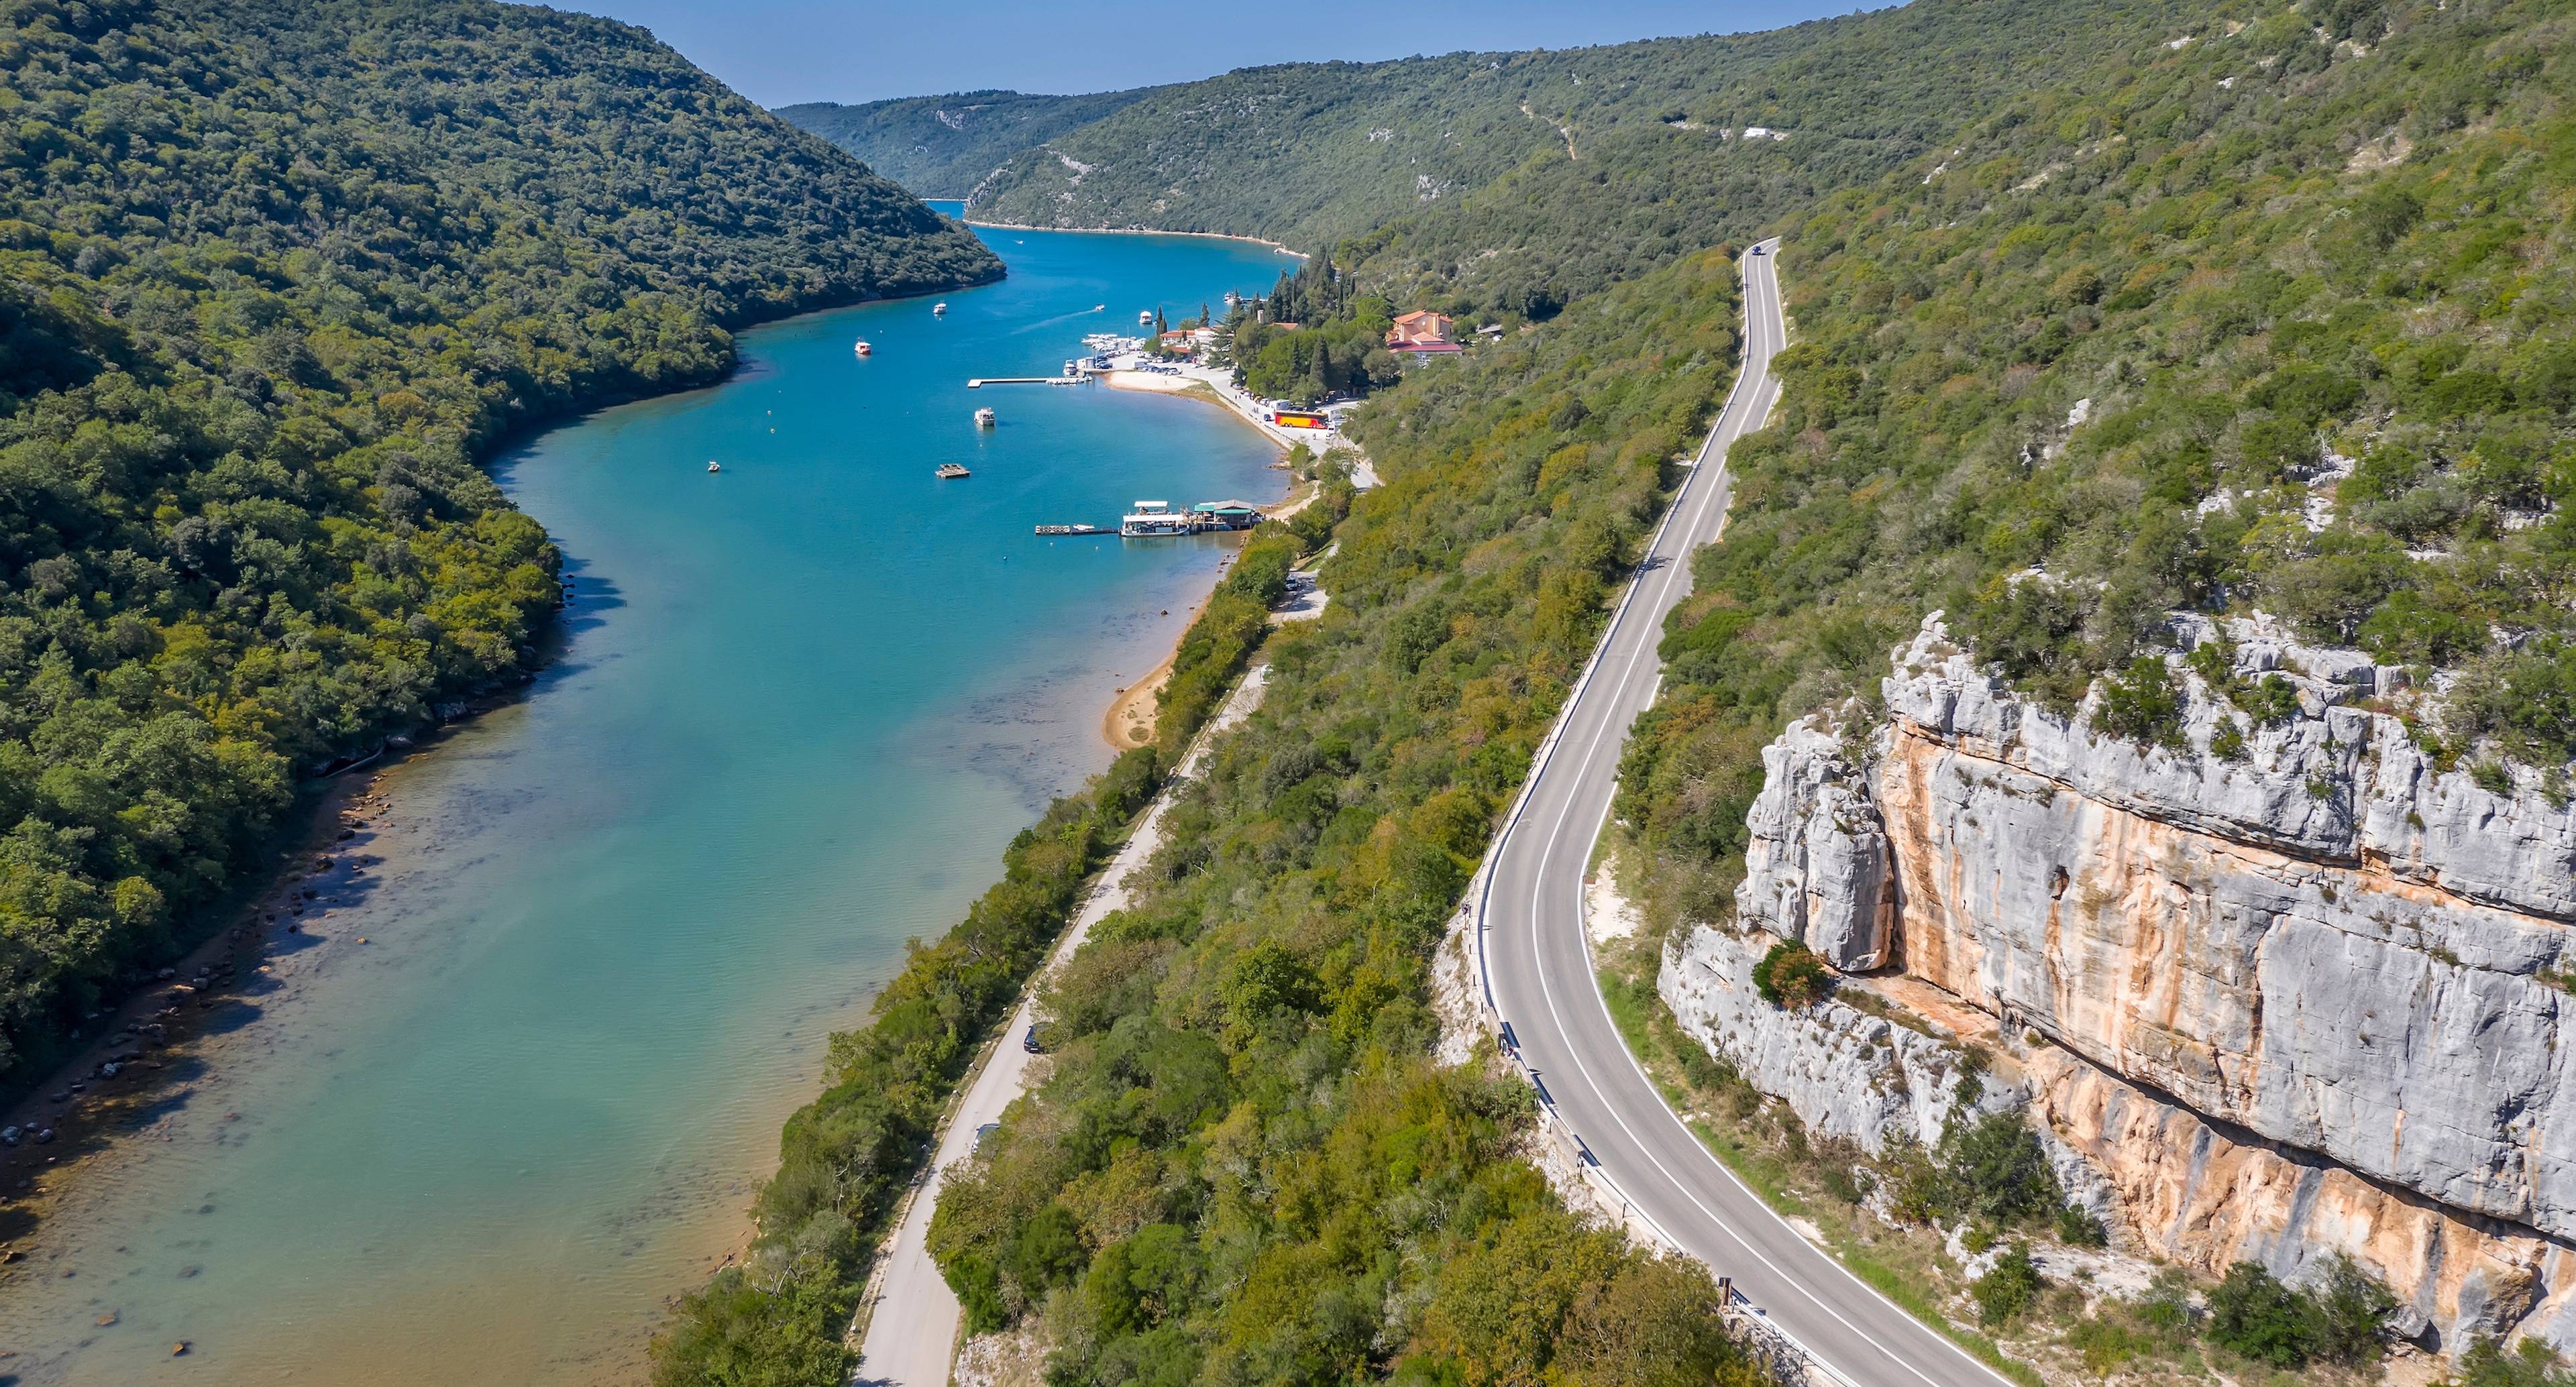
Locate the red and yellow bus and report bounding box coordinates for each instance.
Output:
[1273,409,1330,430]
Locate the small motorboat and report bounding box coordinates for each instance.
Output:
[933,302,948,316]
[853,339,873,357]
[1138,309,1154,326]
[706,461,722,474]
[1093,304,1105,312]
[974,407,996,428]
[935,463,970,480]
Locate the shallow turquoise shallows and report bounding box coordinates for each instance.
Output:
[0,219,1295,1383]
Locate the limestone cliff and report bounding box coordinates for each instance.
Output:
[1663,614,2576,1349]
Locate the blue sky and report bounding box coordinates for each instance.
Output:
[578,1,1880,107]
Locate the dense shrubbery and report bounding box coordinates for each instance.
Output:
[651,747,1164,1385]
[2204,1256,2398,1369]
[2454,1336,2576,1387]
[654,510,1339,1384]
[0,0,997,1083]
[1153,520,1325,754]
[718,0,2576,1380]
[1621,0,2576,968]
[1750,940,1829,1007]
[904,249,1750,1387]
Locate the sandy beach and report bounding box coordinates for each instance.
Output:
[1102,368,1383,488]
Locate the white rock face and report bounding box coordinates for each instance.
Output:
[1664,612,2576,1347]
[1734,722,1894,970]
[1876,616,2576,1237]
[1661,925,1988,1152]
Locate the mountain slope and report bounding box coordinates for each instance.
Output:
[663,0,2576,1380]
[777,89,1160,197]
[0,0,999,1083]
[962,0,2210,258]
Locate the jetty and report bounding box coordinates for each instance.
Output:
[967,376,1085,388]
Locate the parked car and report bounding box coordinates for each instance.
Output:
[1022,1025,1044,1054]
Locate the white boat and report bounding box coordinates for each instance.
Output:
[1138,309,1155,326]
[935,462,970,480]
[1093,304,1105,312]
[933,302,948,315]
[854,339,872,357]
[974,407,996,428]
[706,461,722,474]
[1120,500,1190,537]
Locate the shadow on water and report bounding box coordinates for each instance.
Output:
[0,826,397,1249]
[540,557,627,671]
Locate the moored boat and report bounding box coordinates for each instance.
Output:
[935,463,969,480]
[853,339,872,357]
[974,407,996,428]
[706,461,722,474]
[1120,500,1189,537]
[932,302,948,316]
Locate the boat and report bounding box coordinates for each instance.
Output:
[1120,500,1190,538]
[706,461,722,474]
[1034,522,1109,536]
[933,302,948,315]
[935,463,970,480]
[974,407,996,428]
[854,339,872,357]
[1138,309,1155,326]
[1093,304,1105,312]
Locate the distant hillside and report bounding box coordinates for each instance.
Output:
[777,89,1159,197]
[0,0,998,1084]
[961,0,2208,259]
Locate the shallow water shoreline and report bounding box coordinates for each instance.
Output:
[0,222,1298,1386]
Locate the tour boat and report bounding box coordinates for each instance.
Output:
[706,461,722,474]
[974,407,996,428]
[1120,500,1190,538]
[935,463,970,480]
[853,339,872,357]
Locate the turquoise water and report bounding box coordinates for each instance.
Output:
[0,221,1295,1383]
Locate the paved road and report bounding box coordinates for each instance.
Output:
[1477,241,2012,1387]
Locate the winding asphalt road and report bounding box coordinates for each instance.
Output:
[1477,239,2013,1387]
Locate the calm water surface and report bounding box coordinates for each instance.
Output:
[0,221,1294,1383]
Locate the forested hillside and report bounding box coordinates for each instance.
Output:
[668,0,2576,1381]
[777,89,1159,197]
[1622,0,2576,930]
[961,0,2205,257]
[0,0,998,1083]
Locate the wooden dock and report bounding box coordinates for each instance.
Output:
[967,376,1084,388]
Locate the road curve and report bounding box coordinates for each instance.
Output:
[1477,241,2014,1387]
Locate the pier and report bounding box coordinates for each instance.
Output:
[967,376,1086,388]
